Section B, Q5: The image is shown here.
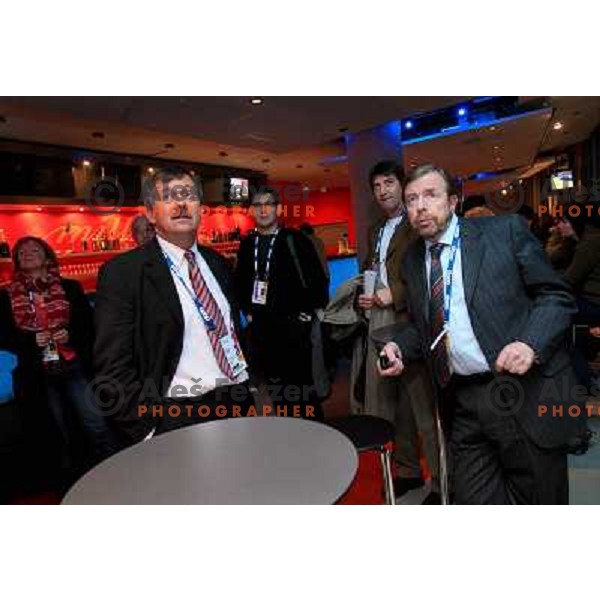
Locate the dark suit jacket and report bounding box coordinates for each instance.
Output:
[362,216,419,313]
[387,215,584,449]
[94,237,242,445]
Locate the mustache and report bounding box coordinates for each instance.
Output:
[169,204,193,219]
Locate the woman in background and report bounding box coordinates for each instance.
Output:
[0,237,116,496]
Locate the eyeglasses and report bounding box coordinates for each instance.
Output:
[155,185,201,203]
[250,201,277,208]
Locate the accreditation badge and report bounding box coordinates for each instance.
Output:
[252,279,269,305]
[220,334,248,378]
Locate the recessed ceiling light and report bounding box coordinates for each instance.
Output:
[219,151,229,157]
[36,206,42,212]
[250,97,264,106]
[164,143,175,149]
[91,131,105,139]
[501,189,508,196]
[262,158,271,164]
[147,167,155,174]
[489,126,497,132]
[553,121,564,130]
[79,207,85,212]
[296,164,303,169]
[82,160,91,167]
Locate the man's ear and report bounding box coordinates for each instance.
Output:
[145,205,156,225]
[449,194,459,212]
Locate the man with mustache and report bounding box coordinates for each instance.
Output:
[378,163,583,504]
[94,167,253,446]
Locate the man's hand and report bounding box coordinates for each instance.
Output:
[374,287,393,308]
[590,326,600,338]
[53,329,69,344]
[35,331,51,347]
[358,294,375,310]
[377,342,405,377]
[495,341,535,375]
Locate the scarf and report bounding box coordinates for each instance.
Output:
[8,267,70,333]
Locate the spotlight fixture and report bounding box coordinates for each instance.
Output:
[250,97,264,106]
[553,121,564,130]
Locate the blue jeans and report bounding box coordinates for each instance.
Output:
[45,362,119,480]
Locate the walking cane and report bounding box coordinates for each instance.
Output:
[434,399,450,505]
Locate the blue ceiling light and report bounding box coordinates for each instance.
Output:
[457,106,468,117]
[404,120,414,130]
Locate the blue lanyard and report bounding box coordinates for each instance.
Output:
[161,250,217,332]
[442,224,461,325]
[253,229,279,281]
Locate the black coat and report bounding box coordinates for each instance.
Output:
[235,227,329,317]
[383,215,585,449]
[93,237,242,445]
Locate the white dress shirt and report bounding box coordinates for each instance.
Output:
[378,214,403,287]
[157,235,248,397]
[425,213,490,375]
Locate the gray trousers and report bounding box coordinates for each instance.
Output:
[364,304,439,486]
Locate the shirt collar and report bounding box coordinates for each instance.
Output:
[425,212,459,250]
[157,234,196,268]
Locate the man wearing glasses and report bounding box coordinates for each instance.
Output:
[94,167,253,446]
[235,187,329,419]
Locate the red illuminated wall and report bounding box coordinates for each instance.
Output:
[0,204,255,253]
[267,181,355,245]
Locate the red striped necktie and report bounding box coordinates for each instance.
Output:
[429,243,451,387]
[184,250,236,381]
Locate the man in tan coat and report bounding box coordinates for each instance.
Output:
[358,160,439,503]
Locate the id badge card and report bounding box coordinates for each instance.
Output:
[252,279,269,305]
[220,334,248,378]
[42,342,60,364]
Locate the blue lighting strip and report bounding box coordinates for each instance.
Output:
[401,107,551,146]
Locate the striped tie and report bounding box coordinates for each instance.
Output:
[184,250,236,381]
[429,243,451,387]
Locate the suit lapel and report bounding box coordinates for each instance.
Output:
[407,239,429,325]
[143,238,184,326]
[385,215,411,263]
[458,217,485,305]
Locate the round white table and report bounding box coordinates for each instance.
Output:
[62,417,358,504]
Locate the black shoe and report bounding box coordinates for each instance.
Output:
[392,477,424,499]
[421,491,442,505]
